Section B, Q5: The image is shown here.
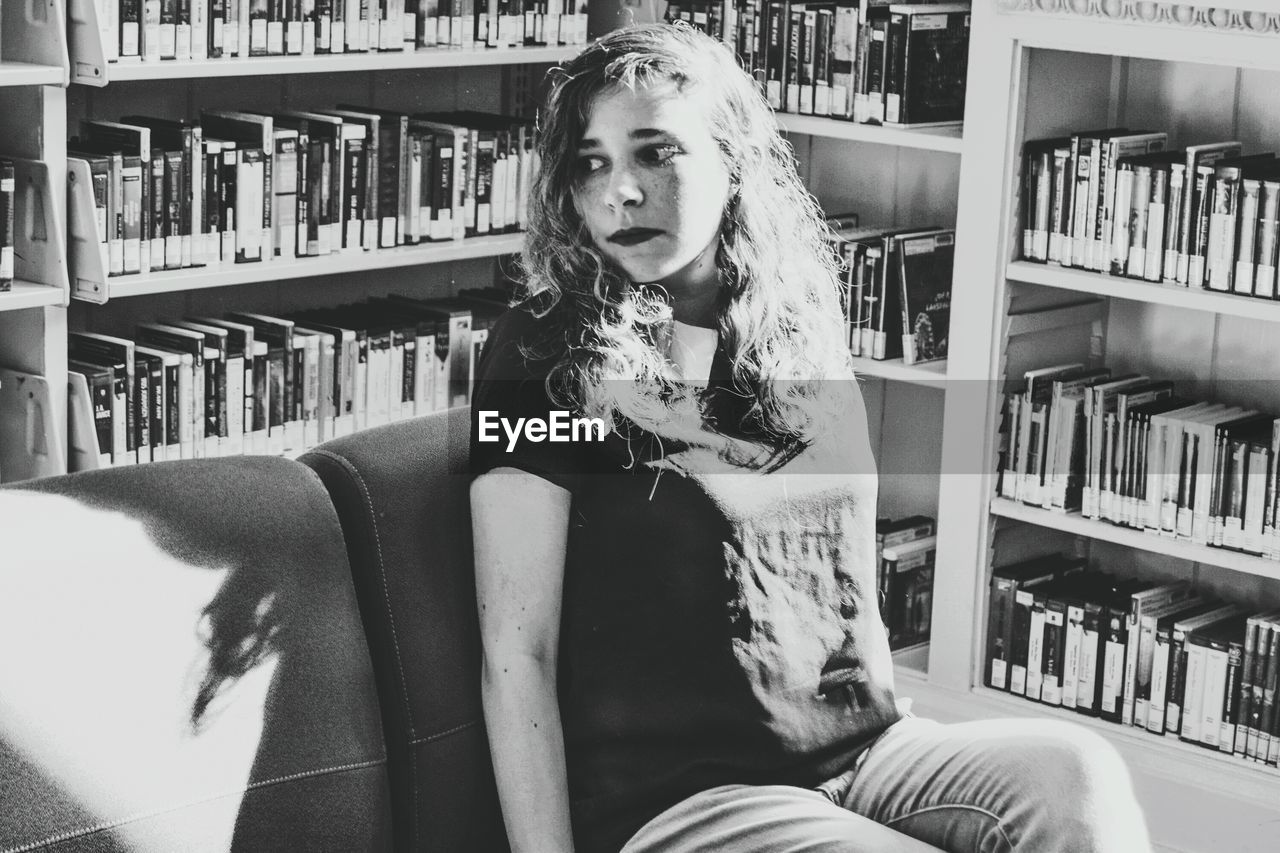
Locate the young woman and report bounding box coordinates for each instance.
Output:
[470,23,1152,853]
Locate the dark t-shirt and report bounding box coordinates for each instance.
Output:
[470,308,901,853]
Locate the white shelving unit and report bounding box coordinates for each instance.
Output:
[923,3,1280,850]
[0,0,70,483]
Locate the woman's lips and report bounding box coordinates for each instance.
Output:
[609,229,663,246]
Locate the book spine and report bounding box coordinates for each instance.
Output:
[1162,163,1185,283]
[1187,167,1216,289]
[1222,635,1245,754]
[1077,599,1105,715]
[163,150,182,270]
[1255,181,1280,299]
[0,160,13,290]
[1098,604,1127,722]
[1234,178,1261,295]
[1148,625,1173,733]
[1144,166,1169,282]
[986,574,1015,691]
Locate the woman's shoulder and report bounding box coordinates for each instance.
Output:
[479,301,562,382]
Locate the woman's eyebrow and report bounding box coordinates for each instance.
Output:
[577,128,678,151]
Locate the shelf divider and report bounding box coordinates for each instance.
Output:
[11,158,68,303]
[2,0,69,86]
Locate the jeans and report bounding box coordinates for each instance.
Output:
[619,716,1153,853]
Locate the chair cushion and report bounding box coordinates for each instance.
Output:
[0,457,391,852]
[301,409,508,853]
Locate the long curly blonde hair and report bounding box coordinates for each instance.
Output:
[520,22,853,444]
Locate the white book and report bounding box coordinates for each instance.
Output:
[1199,641,1229,749]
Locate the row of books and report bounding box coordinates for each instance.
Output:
[64,287,510,469]
[0,159,13,292]
[829,223,953,364]
[94,0,589,64]
[876,514,935,649]
[1023,132,1280,300]
[987,559,1280,766]
[70,108,536,278]
[998,363,1280,559]
[666,0,970,126]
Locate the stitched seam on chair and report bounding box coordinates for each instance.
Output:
[309,450,416,735]
[408,718,481,745]
[307,448,421,849]
[882,803,1014,850]
[0,758,386,853]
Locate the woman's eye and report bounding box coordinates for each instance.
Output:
[645,144,681,164]
[577,155,607,175]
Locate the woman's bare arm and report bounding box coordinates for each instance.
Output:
[471,468,576,853]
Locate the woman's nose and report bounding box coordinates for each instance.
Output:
[606,167,644,210]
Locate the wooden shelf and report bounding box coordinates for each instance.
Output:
[852,355,947,388]
[0,61,66,88]
[0,281,63,312]
[104,45,581,82]
[775,113,964,154]
[1006,261,1280,323]
[99,233,524,300]
[989,498,1280,581]
[970,686,1280,811]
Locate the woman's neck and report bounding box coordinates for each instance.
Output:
[670,291,718,328]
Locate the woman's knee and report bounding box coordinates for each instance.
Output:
[998,721,1150,851]
[1018,721,1127,793]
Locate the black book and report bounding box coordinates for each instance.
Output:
[896,228,954,365]
[0,158,12,291]
[884,3,970,126]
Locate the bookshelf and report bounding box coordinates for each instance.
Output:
[920,3,1280,851]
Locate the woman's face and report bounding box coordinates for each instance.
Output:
[573,81,732,302]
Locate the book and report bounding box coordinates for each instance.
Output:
[881,534,936,649]
[135,323,207,459]
[1176,141,1243,286]
[69,332,138,466]
[1147,598,1226,735]
[896,228,953,365]
[1167,605,1245,737]
[882,3,970,127]
[1022,137,1070,263]
[0,159,12,292]
[67,360,117,468]
[875,514,935,626]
